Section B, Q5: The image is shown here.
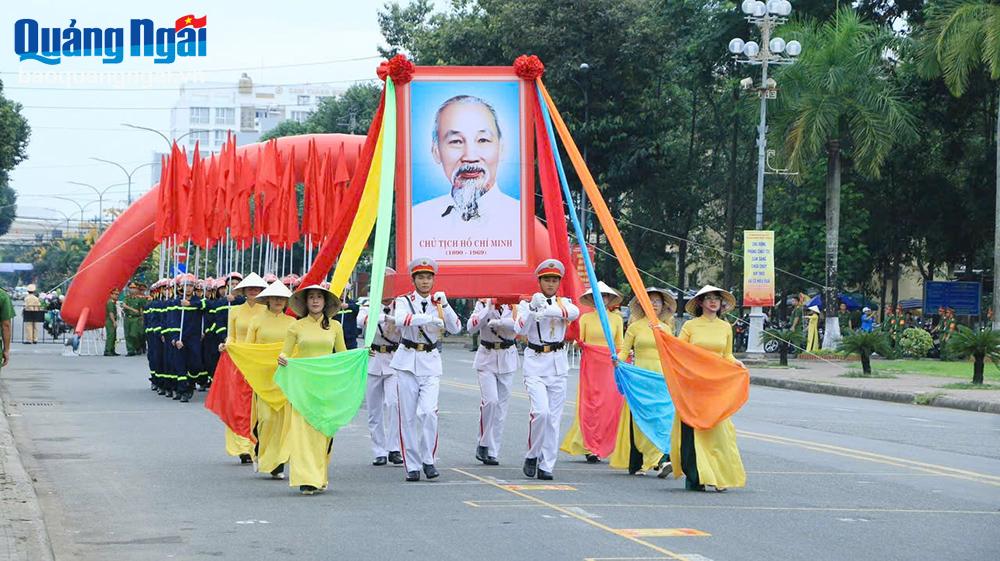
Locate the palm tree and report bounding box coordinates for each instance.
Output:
[774,7,916,349]
[921,0,1000,330]
[838,330,892,376]
[946,326,1000,384]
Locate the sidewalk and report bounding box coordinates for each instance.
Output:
[749,359,1000,414]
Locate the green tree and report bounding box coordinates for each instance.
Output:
[921,0,1000,328]
[0,78,30,237]
[260,82,383,141]
[838,330,892,375]
[774,7,916,348]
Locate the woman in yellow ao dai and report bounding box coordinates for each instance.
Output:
[277,285,347,495]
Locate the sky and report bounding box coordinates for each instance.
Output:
[1,0,445,222]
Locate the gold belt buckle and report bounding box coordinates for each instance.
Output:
[416,343,425,351]
[542,345,551,353]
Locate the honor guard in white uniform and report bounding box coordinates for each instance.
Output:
[358,268,403,467]
[516,259,580,480]
[391,258,461,481]
[467,298,519,465]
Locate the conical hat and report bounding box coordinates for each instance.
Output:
[629,287,677,324]
[684,285,737,316]
[255,281,292,302]
[289,284,341,318]
[579,281,623,308]
[233,272,267,294]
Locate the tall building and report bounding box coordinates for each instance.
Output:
[149,74,341,185]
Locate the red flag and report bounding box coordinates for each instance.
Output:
[330,142,350,226]
[301,139,323,244]
[316,151,331,242]
[280,147,300,247]
[175,14,207,32]
[154,153,174,241]
[172,142,192,240]
[256,140,281,240]
[576,342,625,457]
[204,353,254,441]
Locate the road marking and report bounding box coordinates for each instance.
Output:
[738,430,1000,486]
[502,484,577,491]
[565,506,602,519]
[451,468,693,561]
[617,529,711,538]
[461,500,1000,515]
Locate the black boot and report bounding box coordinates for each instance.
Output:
[522,457,538,478]
[387,451,403,465]
[372,456,388,466]
[422,464,439,479]
[405,471,420,482]
[476,445,489,463]
[537,469,553,480]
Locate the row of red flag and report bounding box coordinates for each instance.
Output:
[153,134,355,248]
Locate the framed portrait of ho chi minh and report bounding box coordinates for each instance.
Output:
[394,66,541,299]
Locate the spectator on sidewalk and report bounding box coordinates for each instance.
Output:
[0,287,13,373]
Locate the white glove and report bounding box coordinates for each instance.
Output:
[488,318,501,328]
[432,292,448,306]
[432,317,445,329]
[543,305,566,318]
[530,292,548,311]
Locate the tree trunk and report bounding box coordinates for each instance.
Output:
[722,89,739,291]
[677,238,689,304]
[779,344,788,366]
[861,351,871,375]
[823,140,843,349]
[879,259,888,322]
[891,262,900,310]
[993,86,1000,330]
[972,354,985,385]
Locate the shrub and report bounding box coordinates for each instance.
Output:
[899,327,934,358]
[946,327,1000,385]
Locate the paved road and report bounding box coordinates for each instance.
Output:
[2,342,998,561]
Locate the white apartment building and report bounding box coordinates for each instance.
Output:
[149,73,341,184]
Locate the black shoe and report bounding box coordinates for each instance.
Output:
[270,464,285,479]
[299,485,318,495]
[685,478,705,492]
[537,469,553,480]
[422,463,439,479]
[372,456,388,466]
[164,390,173,398]
[484,456,499,466]
[405,470,421,482]
[523,457,538,478]
[180,393,190,403]
[103,352,114,356]
[172,392,182,400]
[387,451,403,465]
[476,445,489,463]
[239,454,253,465]
[157,388,166,395]
[585,454,601,464]
[197,385,208,392]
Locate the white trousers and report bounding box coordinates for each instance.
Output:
[523,374,567,473]
[478,370,513,458]
[366,372,400,458]
[396,370,440,473]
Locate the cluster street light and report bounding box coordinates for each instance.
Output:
[728,0,802,354]
[66,181,128,232]
[90,158,155,205]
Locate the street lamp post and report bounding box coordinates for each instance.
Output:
[50,196,99,229]
[66,181,127,232]
[728,0,802,354]
[122,123,208,150]
[90,158,155,205]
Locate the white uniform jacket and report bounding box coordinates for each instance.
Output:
[466,300,519,374]
[359,302,401,376]
[516,296,580,376]
[390,291,461,376]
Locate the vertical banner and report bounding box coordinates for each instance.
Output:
[743,230,775,307]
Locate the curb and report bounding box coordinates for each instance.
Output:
[0,386,56,561]
[750,375,1000,415]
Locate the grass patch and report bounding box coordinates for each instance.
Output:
[839,368,897,379]
[914,391,945,405]
[875,359,1000,382]
[938,382,1000,390]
